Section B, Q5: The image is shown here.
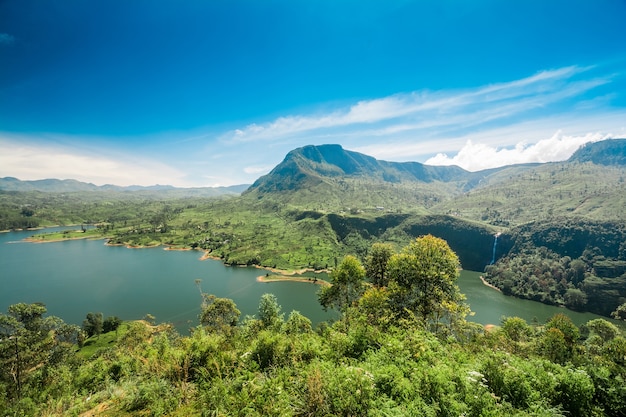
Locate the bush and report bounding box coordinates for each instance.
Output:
[122,378,181,416]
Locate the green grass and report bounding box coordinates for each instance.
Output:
[432,162,626,226]
[77,322,132,359]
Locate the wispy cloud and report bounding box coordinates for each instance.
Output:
[2,64,624,187]
[221,65,611,145]
[0,33,15,45]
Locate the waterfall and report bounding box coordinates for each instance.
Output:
[490,233,501,265]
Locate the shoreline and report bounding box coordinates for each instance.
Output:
[25,235,104,244]
[256,273,331,286]
[479,275,502,292]
[19,229,330,281]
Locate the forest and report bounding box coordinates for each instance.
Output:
[1,236,625,416]
[485,219,626,319]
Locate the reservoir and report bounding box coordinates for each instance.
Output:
[0,227,618,332]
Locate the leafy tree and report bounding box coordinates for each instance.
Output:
[500,316,532,343]
[365,242,394,287]
[539,313,580,363]
[586,318,619,343]
[199,294,241,331]
[569,258,587,284]
[283,310,313,334]
[538,327,570,364]
[611,302,626,321]
[545,313,580,346]
[318,255,366,315]
[564,288,588,310]
[82,312,104,338]
[258,293,284,330]
[0,303,63,401]
[386,235,466,330]
[356,287,392,327]
[103,316,122,333]
[7,302,47,332]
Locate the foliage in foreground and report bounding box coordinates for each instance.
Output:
[1,301,625,416]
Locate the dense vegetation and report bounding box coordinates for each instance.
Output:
[2,140,626,320]
[1,237,625,416]
[485,219,626,317]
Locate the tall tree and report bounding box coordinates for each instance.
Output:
[0,303,62,401]
[82,312,104,338]
[386,235,467,331]
[318,255,366,315]
[103,316,122,333]
[258,293,284,330]
[365,242,394,287]
[199,294,241,332]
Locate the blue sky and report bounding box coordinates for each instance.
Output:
[1,0,625,187]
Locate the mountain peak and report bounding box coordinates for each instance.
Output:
[245,144,468,195]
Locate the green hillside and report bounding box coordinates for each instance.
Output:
[3,139,626,318]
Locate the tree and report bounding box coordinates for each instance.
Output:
[611,302,626,321]
[258,293,284,330]
[318,255,366,315]
[7,302,47,332]
[545,313,580,346]
[564,288,587,310]
[82,312,104,338]
[103,316,122,333]
[199,294,241,331]
[501,316,532,343]
[386,235,467,330]
[0,303,63,401]
[540,313,580,363]
[284,310,312,334]
[586,318,619,343]
[365,242,394,287]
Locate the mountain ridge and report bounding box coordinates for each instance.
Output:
[246,144,473,195]
[0,177,250,195]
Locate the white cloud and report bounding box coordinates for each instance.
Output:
[222,65,610,145]
[0,138,188,187]
[424,131,611,171]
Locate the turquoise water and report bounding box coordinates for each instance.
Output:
[0,227,335,332]
[0,227,618,332]
[457,270,614,327]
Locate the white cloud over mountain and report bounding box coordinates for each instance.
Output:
[424,131,611,171]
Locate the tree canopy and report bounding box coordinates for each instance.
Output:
[386,234,467,329]
[318,255,366,315]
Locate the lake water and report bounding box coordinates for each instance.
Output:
[0,227,619,332]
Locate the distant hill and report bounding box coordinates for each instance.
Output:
[567,138,626,165]
[0,177,249,196]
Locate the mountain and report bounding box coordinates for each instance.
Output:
[242,141,626,224]
[567,138,626,165]
[246,144,469,194]
[0,177,249,196]
[243,144,501,212]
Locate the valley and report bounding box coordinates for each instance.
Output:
[3,139,625,320]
